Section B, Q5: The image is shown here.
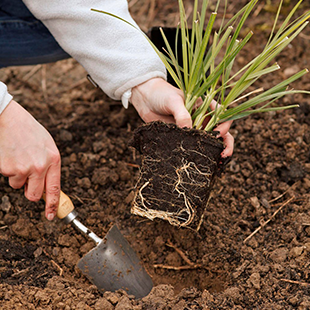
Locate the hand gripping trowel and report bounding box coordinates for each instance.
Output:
[54,191,153,299]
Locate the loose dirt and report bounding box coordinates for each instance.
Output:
[0,1,310,309]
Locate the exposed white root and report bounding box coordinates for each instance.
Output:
[131,155,213,227]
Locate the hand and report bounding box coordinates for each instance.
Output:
[131,78,234,157]
[0,100,61,220]
[131,78,192,128]
[215,121,234,158]
[207,100,234,158]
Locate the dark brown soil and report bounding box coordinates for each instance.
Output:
[130,121,224,229]
[1,1,310,309]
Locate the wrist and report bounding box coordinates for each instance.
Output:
[131,78,167,105]
[132,77,165,93]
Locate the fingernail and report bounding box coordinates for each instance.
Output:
[47,213,55,221]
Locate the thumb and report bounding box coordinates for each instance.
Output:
[168,101,192,128]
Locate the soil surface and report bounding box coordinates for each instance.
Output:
[1,1,310,309]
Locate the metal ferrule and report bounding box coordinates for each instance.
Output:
[62,210,78,224]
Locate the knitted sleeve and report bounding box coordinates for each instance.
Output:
[22,0,167,100]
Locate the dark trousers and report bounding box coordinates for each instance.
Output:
[0,0,70,68]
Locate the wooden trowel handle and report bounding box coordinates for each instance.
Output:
[43,191,75,220]
[57,191,75,219]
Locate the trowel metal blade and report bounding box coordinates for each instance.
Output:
[77,224,153,299]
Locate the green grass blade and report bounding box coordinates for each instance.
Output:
[265,0,284,49]
[203,26,233,74]
[220,85,309,121]
[226,0,258,55]
[188,12,217,94]
[199,0,211,34]
[220,104,299,122]
[178,0,189,89]
[245,63,280,81]
[159,28,185,91]
[266,0,303,48]
[220,90,287,120]
[223,39,238,83]
[175,25,181,65]
[190,0,199,58]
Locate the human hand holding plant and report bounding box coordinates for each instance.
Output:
[0,100,61,221]
[131,78,191,127]
[131,77,234,157]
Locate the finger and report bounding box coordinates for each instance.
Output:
[44,158,61,221]
[24,175,45,202]
[168,102,192,128]
[221,132,234,158]
[210,99,220,110]
[193,97,203,109]
[215,120,233,137]
[8,175,28,189]
[174,110,192,128]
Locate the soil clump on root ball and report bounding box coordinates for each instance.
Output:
[130,121,225,229]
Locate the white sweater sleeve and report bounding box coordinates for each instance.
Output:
[22,0,167,100]
[0,82,13,115]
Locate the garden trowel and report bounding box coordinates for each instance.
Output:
[54,191,153,299]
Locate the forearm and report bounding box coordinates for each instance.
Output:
[22,0,166,100]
